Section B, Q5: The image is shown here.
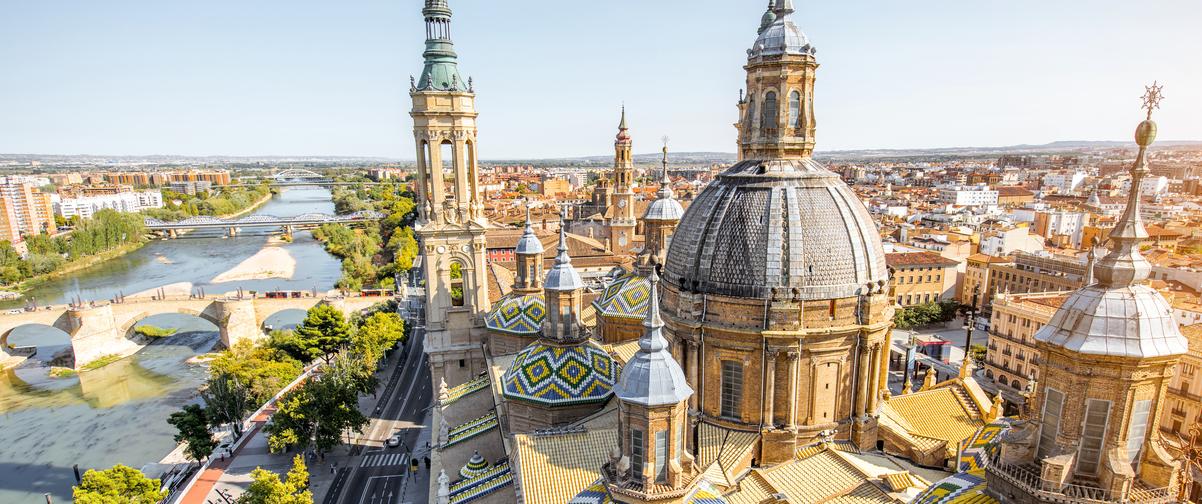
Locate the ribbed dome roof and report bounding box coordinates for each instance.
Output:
[750,16,814,58]
[1034,284,1186,359]
[663,158,888,300]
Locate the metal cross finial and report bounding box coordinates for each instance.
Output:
[1141,81,1165,120]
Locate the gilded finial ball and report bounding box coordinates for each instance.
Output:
[1135,120,1157,147]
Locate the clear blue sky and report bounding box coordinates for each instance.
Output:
[1,0,1199,159]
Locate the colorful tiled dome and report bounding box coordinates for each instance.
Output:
[485,293,546,335]
[502,341,619,406]
[593,273,650,321]
[569,478,728,504]
[459,451,490,480]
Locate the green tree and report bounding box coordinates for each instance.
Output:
[352,311,405,365]
[203,372,252,438]
[210,339,304,405]
[73,465,167,504]
[266,354,369,455]
[168,404,217,462]
[238,455,313,504]
[294,304,352,364]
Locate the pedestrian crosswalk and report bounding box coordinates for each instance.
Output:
[361,452,408,468]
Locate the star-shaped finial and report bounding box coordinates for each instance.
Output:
[1141,81,1165,120]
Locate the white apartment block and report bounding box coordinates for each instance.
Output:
[1121,175,1169,196]
[1041,171,1087,194]
[55,191,164,219]
[938,184,998,207]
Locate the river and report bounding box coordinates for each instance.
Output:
[0,187,344,503]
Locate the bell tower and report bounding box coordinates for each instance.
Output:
[609,107,637,254]
[410,0,490,388]
[737,0,818,160]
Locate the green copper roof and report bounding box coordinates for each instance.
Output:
[416,0,468,92]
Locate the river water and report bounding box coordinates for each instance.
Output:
[0,188,344,503]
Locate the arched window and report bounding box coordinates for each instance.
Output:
[788,90,802,129]
[449,261,465,307]
[761,91,778,134]
[440,141,456,201]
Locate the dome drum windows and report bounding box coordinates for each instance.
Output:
[761,91,779,136]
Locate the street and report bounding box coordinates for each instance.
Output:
[323,326,433,504]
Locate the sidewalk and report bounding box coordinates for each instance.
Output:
[177,348,408,504]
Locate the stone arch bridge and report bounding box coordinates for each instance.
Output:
[0,295,383,369]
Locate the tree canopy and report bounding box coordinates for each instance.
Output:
[168,403,217,462]
[238,455,312,504]
[73,465,167,504]
[292,304,353,364]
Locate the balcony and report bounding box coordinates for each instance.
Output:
[1168,386,1202,402]
[985,452,1176,504]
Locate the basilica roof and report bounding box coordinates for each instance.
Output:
[484,293,545,335]
[501,340,619,406]
[749,0,815,59]
[663,158,888,300]
[592,273,651,321]
[1033,284,1187,359]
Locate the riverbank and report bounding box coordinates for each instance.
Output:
[9,241,148,296]
[2,190,278,297]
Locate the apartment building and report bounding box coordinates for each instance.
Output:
[1162,324,1202,439]
[887,251,958,307]
[55,191,164,219]
[985,251,1085,306]
[0,182,56,243]
[938,184,998,207]
[984,291,1067,403]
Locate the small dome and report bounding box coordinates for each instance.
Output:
[485,293,545,335]
[1034,284,1187,359]
[644,196,685,222]
[663,158,888,300]
[593,273,651,321]
[502,341,619,406]
[515,228,543,255]
[750,16,814,58]
[545,227,584,292]
[459,451,489,480]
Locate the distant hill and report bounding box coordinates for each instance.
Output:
[3,140,1199,166]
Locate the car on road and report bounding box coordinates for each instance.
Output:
[7,309,22,315]
[387,435,402,448]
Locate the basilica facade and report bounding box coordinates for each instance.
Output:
[409,2,1187,504]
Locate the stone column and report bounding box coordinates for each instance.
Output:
[855,342,870,418]
[807,357,818,425]
[868,344,881,413]
[686,340,699,410]
[787,350,800,429]
[763,349,777,428]
[429,137,446,209]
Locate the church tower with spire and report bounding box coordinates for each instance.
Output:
[635,146,684,276]
[411,0,490,388]
[987,84,1188,503]
[609,107,638,254]
[737,0,818,160]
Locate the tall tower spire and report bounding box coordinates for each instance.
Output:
[610,106,637,254]
[1093,82,1163,288]
[636,143,684,276]
[543,209,586,343]
[513,201,545,293]
[738,0,817,160]
[410,0,489,390]
[417,0,467,91]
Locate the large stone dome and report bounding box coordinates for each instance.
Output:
[663,158,888,300]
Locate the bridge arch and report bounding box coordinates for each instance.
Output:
[2,323,75,366]
[261,308,308,333]
[118,308,223,340]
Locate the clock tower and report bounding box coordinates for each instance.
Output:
[609,107,637,254]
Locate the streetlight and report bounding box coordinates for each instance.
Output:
[960,285,981,370]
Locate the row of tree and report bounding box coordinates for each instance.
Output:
[892,300,961,330]
[0,209,146,285]
[141,184,272,221]
[313,181,418,290]
[70,456,311,504]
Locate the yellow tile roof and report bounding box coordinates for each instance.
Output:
[758,450,872,504]
[696,422,760,482]
[880,385,984,449]
[723,471,775,504]
[513,428,618,504]
[607,340,640,365]
[826,482,894,503]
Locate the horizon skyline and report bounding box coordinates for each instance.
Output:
[2,1,1200,158]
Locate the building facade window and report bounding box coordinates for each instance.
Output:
[761,91,778,134]
[631,429,645,477]
[1078,399,1111,475]
[1127,399,1152,466]
[788,90,802,129]
[721,360,743,419]
[654,430,668,483]
[1037,388,1065,459]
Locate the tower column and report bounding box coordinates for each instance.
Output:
[429,137,446,208]
[763,349,777,428]
[787,350,799,429]
[855,343,870,418]
[868,343,881,413]
[686,340,699,410]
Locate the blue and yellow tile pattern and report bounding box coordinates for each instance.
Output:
[485,293,546,335]
[502,341,619,406]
